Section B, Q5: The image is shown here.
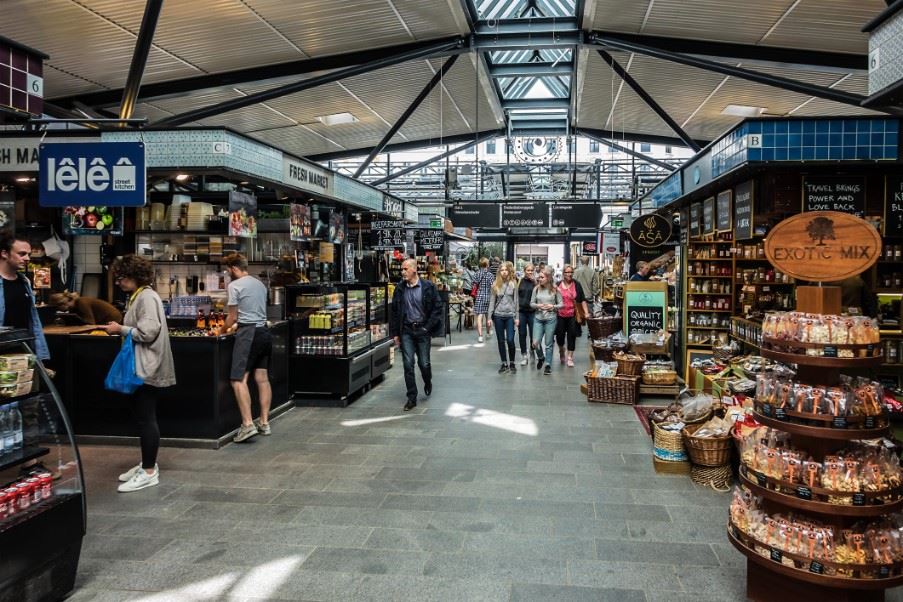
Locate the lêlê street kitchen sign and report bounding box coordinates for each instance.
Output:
[764,211,882,282]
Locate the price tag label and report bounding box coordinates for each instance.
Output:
[832,416,848,429]
[775,408,787,421]
[823,346,838,358]
[770,549,783,563]
[761,403,773,417]
[864,416,875,429]
[879,566,891,578]
[796,486,813,500]
[852,493,866,506]
[809,561,825,574]
[756,472,767,487]
[867,344,875,355]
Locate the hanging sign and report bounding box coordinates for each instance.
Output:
[228,190,257,238]
[382,195,403,219]
[802,176,866,217]
[689,203,702,238]
[764,211,882,282]
[501,202,548,227]
[414,229,444,252]
[623,281,668,336]
[716,190,732,232]
[601,231,621,255]
[629,214,672,248]
[550,203,600,228]
[39,142,146,207]
[290,204,312,241]
[448,203,500,229]
[702,197,715,234]
[282,156,333,197]
[733,180,754,240]
[370,220,406,250]
[884,176,903,236]
[582,239,598,255]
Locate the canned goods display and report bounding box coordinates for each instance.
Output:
[25,477,41,505]
[38,472,52,500]
[15,482,30,510]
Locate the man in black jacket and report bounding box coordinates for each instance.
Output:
[390,259,443,411]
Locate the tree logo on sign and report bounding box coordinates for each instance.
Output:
[806,216,836,246]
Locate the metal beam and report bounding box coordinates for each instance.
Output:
[119,0,164,121]
[475,17,579,34]
[372,132,498,186]
[51,36,466,109]
[473,31,582,51]
[588,30,867,73]
[489,62,573,77]
[576,127,708,149]
[510,119,569,130]
[154,38,464,127]
[576,129,678,171]
[502,98,570,110]
[592,35,890,113]
[597,50,701,152]
[308,129,506,162]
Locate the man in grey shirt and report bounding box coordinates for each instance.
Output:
[223,253,273,443]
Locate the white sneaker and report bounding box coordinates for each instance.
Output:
[233,423,259,443]
[520,357,528,366]
[119,463,158,483]
[118,468,159,493]
[478,336,484,343]
[254,419,271,436]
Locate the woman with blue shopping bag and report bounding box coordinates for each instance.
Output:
[99,255,175,493]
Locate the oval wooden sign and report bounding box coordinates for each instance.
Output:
[764,211,882,282]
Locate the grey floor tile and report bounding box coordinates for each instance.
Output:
[424,552,568,584]
[463,532,597,560]
[80,534,173,561]
[627,519,729,544]
[567,559,681,591]
[181,501,303,524]
[425,511,553,536]
[511,583,646,602]
[595,502,672,521]
[364,527,466,552]
[300,546,428,575]
[149,539,316,567]
[324,477,448,495]
[272,490,388,508]
[351,574,510,602]
[381,493,482,512]
[294,506,435,529]
[231,522,373,547]
[164,485,282,504]
[376,466,477,482]
[595,539,720,566]
[480,498,596,518]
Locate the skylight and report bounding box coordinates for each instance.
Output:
[476,0,575,19]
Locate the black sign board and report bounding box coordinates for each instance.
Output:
[414,229,444,253]
[679,207,689,246]
[689,203,702,238]
[501,202,548,228]
[550,203,600,228]
[803,176,866,217]
[733,180,754,240]
[370,220,406,250]
[627,306,664,335]
[885,176,903,236]
[448,203,500,229]
[702,197,715,234]
[716,190,732,232]
[630,214,672,248]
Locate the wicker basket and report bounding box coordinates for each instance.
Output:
[584,372,639,405]
[587,316,620,340]
[642,370,677,385]
[652,421,688,462]
[682,422,733,467]
[592,343,627,362]
[613,352,645,376]
[691,464,732,491]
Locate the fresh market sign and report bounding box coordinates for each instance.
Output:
[282,156,333,197]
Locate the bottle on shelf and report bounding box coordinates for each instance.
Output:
[1,404,13,453]
[196,309,207,331]
[10,402,22,451]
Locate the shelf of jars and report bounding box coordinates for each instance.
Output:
[731,316,763,348]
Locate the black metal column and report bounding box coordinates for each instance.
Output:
[119,0,164,121]
[354,55,459,179]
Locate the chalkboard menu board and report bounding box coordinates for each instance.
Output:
[885,176,903,236]
[733,180,754,240]
[448,203,500,228]
[802,176,866,217]
[550,203,600,228]
[702,197,715,234]
[716,190,732,232]
[689,203,702,238]
[370,220,406,250]
[624,282,668,336]
[414,229,444,253]
[501,202,548,228]
[679,207,689,246]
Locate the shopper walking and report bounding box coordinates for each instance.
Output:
[488,261,519,373]
[573,256,599,305]
[0,234,50,361]
[472,257,494,342]
[556,265,589,368]
[516,263,537,366]
[531,266,562,376]
[100,255,175,492]
[222,253,273,443]
[390,258,443,411]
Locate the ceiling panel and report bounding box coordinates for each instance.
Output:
[393,0,470,39]
[591,0,657,33]
[762,0,885,54]
[249,126,344,159]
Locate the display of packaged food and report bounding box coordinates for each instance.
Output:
[0,370,34,385]
[0,354,34,372]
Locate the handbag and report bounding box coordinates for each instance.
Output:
[104,331,144,394]
[470,282,479,298]
[575,301,586,325]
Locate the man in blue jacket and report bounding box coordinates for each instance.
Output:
[0,234,50,360]
[390,258,443,411]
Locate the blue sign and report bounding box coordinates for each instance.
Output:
[39,142,146,207]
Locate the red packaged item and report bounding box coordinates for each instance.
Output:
[15,483,30,510]
[38,473,52,500]
[25,477,41,505]
[3,488,18,517]
[0,489,10,518]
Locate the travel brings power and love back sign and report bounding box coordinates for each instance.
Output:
[764,211,882,282]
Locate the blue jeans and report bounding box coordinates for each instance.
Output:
[533,316,558,369]
[492,315,516,363]
[518,310,535,355]
[400,327,432,402]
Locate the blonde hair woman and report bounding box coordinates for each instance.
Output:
[472,257,495,342]
[487,261,519,373]
[531,266,563,375]
[49,291,122,325]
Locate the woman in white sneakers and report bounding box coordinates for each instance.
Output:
[531,267,562,376]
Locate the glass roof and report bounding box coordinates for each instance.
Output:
[475,0,576,19]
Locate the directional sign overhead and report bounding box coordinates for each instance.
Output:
[39,142,146,207]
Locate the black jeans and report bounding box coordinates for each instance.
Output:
[518,310,535,355]
[492,315,516,363]
[400,325,432,403]
[133,385,160,469]
[555,315,578,351]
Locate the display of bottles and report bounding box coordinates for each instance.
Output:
[689,262,732,276]
[0,403,22,455]
[216,310,225,330]
[196,309,207,330]
[881,244,903,261]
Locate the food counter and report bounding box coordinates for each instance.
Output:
[43,322,290,448]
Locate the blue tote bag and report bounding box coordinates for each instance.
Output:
[104,331,144,394]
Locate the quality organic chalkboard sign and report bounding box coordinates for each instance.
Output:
[802,176,866,217]
[885,176,903,236]
[623,281,668,337]
[733,180,754,240]
[716,190,732,232]
[702,197,715,234]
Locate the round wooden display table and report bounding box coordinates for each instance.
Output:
[752,411,889,441]
[759,347,885,369]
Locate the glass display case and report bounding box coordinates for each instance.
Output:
[288,284,369,357]
[368,283,390,345]
[0,329,85,601]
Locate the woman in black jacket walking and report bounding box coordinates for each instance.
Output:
[516,263,537,366]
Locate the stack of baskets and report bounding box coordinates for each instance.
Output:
[652,406,711,466]
[682,421,733,490]
[583,351,644,405]
[587,315,620,340]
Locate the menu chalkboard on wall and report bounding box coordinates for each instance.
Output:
[885,176,903,236]
[679,207,689,246]
[370,220,406,250]
[733,180,754,240]
[716,190,732,232]
[802,176,866,217]
[689,203,701,238]
[702,197,715,234]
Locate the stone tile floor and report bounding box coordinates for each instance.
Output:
[67,335,903,601]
